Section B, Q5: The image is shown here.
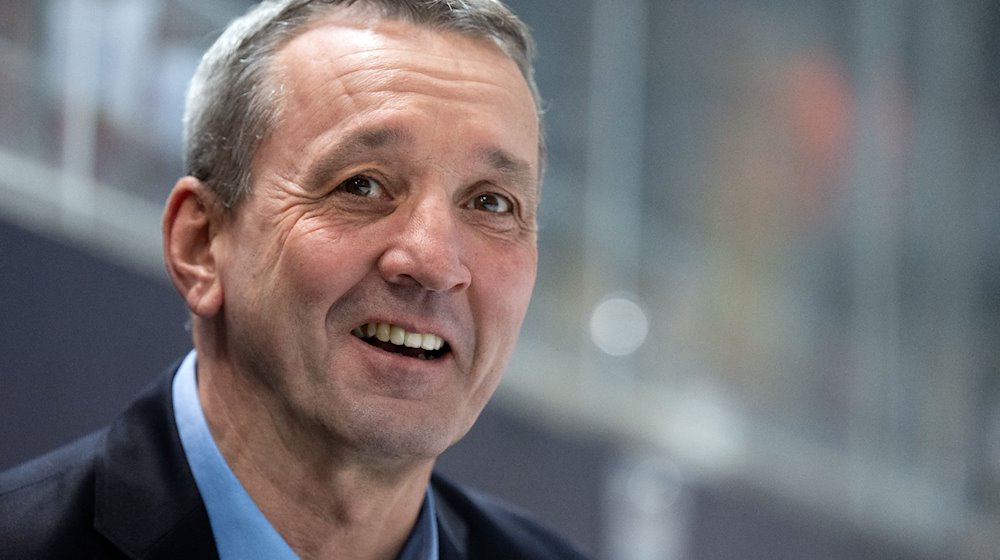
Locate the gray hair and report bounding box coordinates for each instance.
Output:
[183,0,542,210]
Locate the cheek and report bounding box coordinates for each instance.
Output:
[477,246,538,337]
[508,245,539,301]
[281,228,374,304]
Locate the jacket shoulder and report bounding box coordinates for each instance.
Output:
[431,474,590,560]
[0,429,103,491]
[0,430,121,558]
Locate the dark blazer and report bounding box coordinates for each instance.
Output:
[0,367,588,559]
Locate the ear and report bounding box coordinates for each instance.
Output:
[162,176,225,318]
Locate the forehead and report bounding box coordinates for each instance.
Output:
[273,13,532,105]
[263,11,540,171]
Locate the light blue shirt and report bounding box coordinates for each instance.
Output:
[172,350,439,560]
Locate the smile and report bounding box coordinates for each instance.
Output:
[351,322,450,360]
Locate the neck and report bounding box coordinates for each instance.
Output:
[195,350,435,560]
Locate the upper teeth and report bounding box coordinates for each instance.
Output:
[352,322,445,351]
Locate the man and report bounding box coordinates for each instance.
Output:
[0,1,587,558]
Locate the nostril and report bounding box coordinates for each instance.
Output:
[389,273,423,289]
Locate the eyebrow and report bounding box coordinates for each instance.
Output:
[484,147,536,190]
[304,127,412,192]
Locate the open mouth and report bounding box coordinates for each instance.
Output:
[351,322,450,361]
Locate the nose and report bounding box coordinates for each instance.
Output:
[377,192,471,293]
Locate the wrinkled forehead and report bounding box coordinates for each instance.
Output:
[269,3,539,110]
[254,6,543,184]
[244,14,539,192]
[279,16,523,85]
[276,16,536,141]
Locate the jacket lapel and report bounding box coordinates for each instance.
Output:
[92,367,219,559]
[434,480,469,560]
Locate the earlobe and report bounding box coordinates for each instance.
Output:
[162,176,225,318]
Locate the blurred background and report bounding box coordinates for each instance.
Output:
[2,0,998,558]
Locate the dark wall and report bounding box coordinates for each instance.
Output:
[0,220,191,468]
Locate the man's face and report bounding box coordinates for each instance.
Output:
[210,13,540,461]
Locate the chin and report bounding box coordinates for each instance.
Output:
[345,404,467,461]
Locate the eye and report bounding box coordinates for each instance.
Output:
[467,192,513,214]
[337,175,385,198]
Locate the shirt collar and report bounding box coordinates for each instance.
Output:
[172,350,439,560]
